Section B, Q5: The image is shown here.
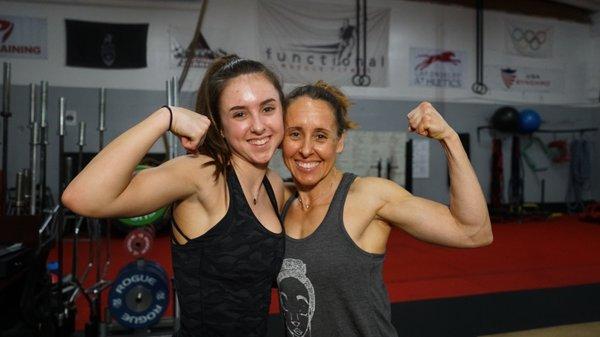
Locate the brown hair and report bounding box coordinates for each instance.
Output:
[194,55,284,178]
[285,80,358,136]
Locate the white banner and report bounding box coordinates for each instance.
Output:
[0,15,47,59]
[485,65,564,93]
[337,130,406,186]
[505,20,553,58]
[168,25,227,69]
[409,48,466,88]
[412,139,429,179]
[258,0,390,87]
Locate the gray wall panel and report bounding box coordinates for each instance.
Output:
[2,85,598,211]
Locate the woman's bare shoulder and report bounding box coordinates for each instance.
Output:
[266,168,287,209]
[350,176,411,201]
[165,154,222,189]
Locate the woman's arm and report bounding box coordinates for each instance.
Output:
[372,102,492,248]
[62,106,210,218]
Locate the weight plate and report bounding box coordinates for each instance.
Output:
[108,260,169,328]
[124,228,154,257]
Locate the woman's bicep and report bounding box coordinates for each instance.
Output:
[72,161,195,218]
[376,183,475,248]
[111,166,193,217]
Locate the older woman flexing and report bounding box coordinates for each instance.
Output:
[277,81,492,337]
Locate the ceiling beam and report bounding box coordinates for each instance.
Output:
[405,0,594,24]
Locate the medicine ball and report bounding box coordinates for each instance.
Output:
[518,109,542,134]
[117,165,167,231]
[491,106,519,133]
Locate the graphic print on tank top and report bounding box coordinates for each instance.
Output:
[277,258,315,337]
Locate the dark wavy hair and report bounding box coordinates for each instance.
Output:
[285,80,358,136]
[195,55,284,179]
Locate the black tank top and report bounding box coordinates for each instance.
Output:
[171,167,284,337]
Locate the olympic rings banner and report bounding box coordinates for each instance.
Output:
[257,0,390,87]
[505,20,553,58]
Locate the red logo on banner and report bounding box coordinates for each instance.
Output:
[415,51,460,70]
[501,68,517,88]
[0,20,14,43]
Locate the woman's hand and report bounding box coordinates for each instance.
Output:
[407,102,456,141]
[169,106,212,152]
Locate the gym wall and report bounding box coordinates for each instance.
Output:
[1,0,599,204]
[4,84,598,205]
[2,0,599,102]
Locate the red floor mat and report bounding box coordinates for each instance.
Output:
[383,216,600,302]
[48,215,600,331]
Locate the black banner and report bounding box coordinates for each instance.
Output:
[66,19,148,69]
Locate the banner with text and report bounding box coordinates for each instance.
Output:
[485,65,564,93]
[409,48,466,89]
[0,15,47,59]
[258,0,390,87]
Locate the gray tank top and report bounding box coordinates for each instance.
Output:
[277,173,398,337]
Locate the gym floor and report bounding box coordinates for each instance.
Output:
[48,214,600,337]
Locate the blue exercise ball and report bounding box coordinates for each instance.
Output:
[518,109,542,133]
